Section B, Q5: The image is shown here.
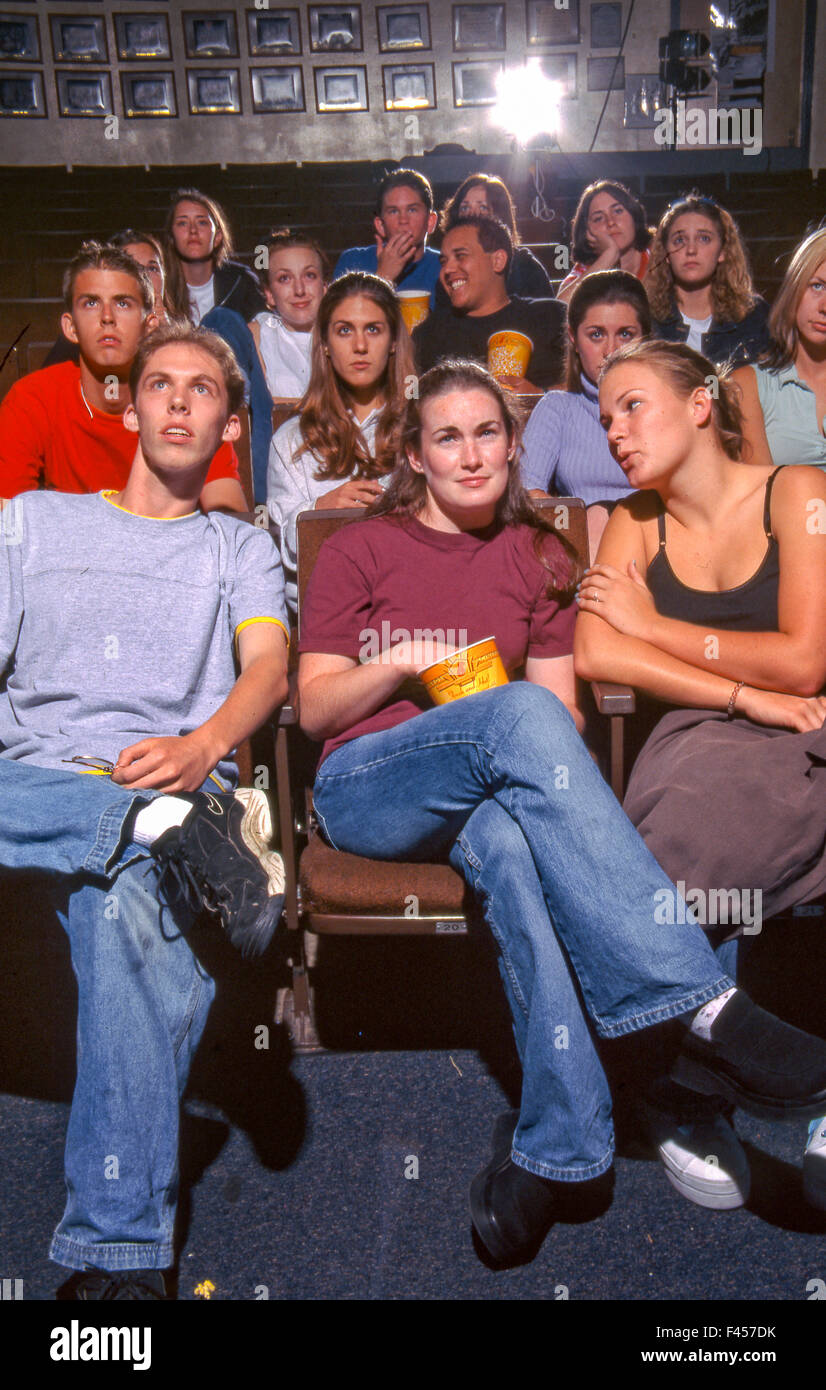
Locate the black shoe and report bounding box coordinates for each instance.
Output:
[58,1267,168,1300]
[673,991,826,1120]
[152,789,285,958]
[469,1111,561,1268]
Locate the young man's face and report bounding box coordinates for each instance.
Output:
[124,341,240,474]
[374,184,436,253]
[61,268,149,374]
[170,199,221,264]
[439,225,507,316]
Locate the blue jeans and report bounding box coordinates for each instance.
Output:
[0,762,215,1270]
[313,685,733,1181]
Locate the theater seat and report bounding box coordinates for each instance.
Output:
[300,836,467,930]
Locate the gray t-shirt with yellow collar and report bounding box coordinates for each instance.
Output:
[0,490,288,785]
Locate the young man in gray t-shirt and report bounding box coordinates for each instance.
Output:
[0,323,289,1299]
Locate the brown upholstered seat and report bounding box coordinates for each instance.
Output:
[300,834,468,927]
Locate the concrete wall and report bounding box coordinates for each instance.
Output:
[0,0,814,168]
[810,0,826,172]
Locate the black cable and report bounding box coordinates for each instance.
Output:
[588,0,637,153]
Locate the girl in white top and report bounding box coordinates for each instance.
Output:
[267,271,414,612]
[250,231,328,399]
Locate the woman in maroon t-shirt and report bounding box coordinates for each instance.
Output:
[297,359,826,1270]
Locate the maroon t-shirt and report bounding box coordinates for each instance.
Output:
[298,513,577,764]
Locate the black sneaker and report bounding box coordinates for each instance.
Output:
[152,788,285,958]
[58,1268,167,1300]
[673,991,826,1120]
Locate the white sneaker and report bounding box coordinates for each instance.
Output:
[645,1111,751,1210]
[803,1115,826,1210]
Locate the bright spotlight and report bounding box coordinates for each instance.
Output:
[492,61,561,146]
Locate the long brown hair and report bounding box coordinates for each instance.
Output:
[296,272,414,481]
[644,194,756,323]
[599,339,745,460]
[163,188,234,321]
[367,359,581,600]
[571,180,652,266]
[440,173,520,243]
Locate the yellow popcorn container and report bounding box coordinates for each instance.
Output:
[487,329,533,379]
[418,636,509,705]
[398,290,431,333]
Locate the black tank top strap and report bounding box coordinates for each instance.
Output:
[763,467,782,540]
[656,505,667,551]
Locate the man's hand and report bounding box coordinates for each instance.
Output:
[495,374,542,395]
[112,731,217,792]
[375,230,418,282]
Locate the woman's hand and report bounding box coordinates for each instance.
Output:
[382,638,463,680]
[577,561,658,640]
[585,227,621,269]
[736,686,826,732]
[319,478,384,510]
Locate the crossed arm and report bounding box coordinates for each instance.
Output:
[574,467,826,728]
[112,621,289,792]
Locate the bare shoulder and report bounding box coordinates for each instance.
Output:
[730,363,759,403]
[592,491,658,566]
[770,463,826,521]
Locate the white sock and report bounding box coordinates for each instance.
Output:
[690,987,738,1041]
[131,796,194,847]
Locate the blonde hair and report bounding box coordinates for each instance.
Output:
[645,195,756,324]
[600,339,745,461]
[763,226,826,370]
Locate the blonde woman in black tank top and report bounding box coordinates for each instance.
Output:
[575,339,826,1216]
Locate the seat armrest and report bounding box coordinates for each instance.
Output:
[590,681,636,716]
[277,668,299,726]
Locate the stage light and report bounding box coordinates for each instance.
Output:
[710,4,737,29]
[492,61,561,147]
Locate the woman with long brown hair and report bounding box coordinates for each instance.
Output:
[644,193,770,366]
[520,269,651,553]
[297,355,826,1268]
[557,180,652,305]
[267,271,413,611]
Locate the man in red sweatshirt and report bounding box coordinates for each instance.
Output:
[0,241,246,513]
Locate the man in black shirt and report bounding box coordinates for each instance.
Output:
[412,216,566,391]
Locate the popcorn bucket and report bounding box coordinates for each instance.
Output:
[487,329,533,379]
[398,290,431,333]
[418,636,509,705]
